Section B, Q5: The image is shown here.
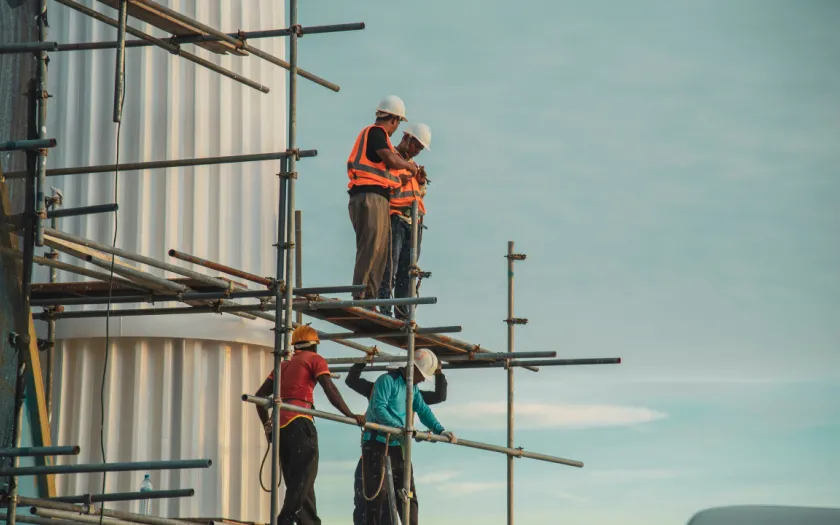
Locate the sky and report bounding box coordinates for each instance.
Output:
[276,0,840,524]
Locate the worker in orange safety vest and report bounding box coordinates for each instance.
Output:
[347,96,420,303]
[377,122,432,319]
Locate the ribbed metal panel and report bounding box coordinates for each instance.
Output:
[42,1,288,519]
[53,338,278,521]
[43,0,286,345]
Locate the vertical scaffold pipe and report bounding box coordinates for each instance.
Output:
[34,0,48,246]
[402,200,420,522]
[507,241,516,525]
[269,158,288,525]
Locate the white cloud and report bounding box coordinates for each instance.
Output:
[438,481,505,496]
[434,401,667,430]
[556,492,588,503]
[416,470,460,484]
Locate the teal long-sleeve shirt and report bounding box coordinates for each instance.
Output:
[364,371,445,446]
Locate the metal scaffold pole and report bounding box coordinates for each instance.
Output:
[402,200,421,523]
[34,0,49,247]
[5,341,28,525]
[505,241,527,525]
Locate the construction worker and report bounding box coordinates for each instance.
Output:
[253,325,366,525]
[347,95,420,303]
[346,356,448,525]
[376,123,432,319]
[360,348,457,525]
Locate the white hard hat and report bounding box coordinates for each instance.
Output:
[385,348,439,379]
[376,95,407,122]
[414,348,439,379]
[403,122,431,151]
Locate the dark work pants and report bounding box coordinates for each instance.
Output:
[278,418,321,525]
[377,216,422,318]
[361,440,418,525]
[349,191,391,300]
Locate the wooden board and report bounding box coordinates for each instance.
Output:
[293,295,504,363]
[97,0,248,56]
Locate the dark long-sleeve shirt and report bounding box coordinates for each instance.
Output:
[345,362,447,404]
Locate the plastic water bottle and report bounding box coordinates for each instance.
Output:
[139,474,153,516]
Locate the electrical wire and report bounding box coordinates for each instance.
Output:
[98,58,125,523]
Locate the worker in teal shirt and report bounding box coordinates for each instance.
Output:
[360,348,457,525]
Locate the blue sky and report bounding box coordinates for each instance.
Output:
[281,1,840,524]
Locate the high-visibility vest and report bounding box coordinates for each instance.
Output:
[389,175,426,217]
[346,125,402,190]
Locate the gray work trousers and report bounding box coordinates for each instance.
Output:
[348,191,391,300]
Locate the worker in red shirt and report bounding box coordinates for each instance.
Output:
[254,325,366,525]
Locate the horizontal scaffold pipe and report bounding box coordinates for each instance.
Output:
[0,42,59,54]
[32,509,156,525]
[2,151,316,179]
[0,512,86,525]
[46,489,194,505]
[0,138,57,151]
[16,498,195,525]
[30,290,274,307]
[46,204,118,219]
[0,459,211,477]
[322,351,558,366]
[317,325,462,341]
[240,397,583,468]
[50,0,270,94]
[54,23,366,52]
[18,496,195,525]
[124,0,342,91]
[300,296,436,310]
[46,227,238,291]
[0,446,80,457]
[328,357,622,373]
[32,256,143,288]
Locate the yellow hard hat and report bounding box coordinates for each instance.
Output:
[291,325,320,347]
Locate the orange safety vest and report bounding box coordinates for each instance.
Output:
[347,125,402,190]
[390,174,426,217]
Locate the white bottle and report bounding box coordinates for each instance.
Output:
[139,474,153,516]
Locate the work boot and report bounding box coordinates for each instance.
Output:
[379,306,393,317]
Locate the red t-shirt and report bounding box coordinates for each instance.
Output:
[267,350,330,428]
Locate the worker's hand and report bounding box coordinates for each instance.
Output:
[405,161,420,177]
[441,431,457,444]
[353,414,367,427]
[434,361,442,375]
[416,166,428,185]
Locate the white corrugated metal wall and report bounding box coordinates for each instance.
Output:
[53,338,277,520]
[44,0,287,520]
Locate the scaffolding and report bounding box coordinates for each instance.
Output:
[0,1,622,524]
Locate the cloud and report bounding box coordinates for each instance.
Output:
[438,482,505,496]
[416,470,460,484]
[434,402,667,430]
[556,492,589,503]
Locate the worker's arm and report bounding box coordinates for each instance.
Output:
[377,148,418,174]
[345,362,375,399]
[424,369,448,405]
[254,375,273,441]
[369,375,404,428]
[317,375,363,424]
[413,386,445,435]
